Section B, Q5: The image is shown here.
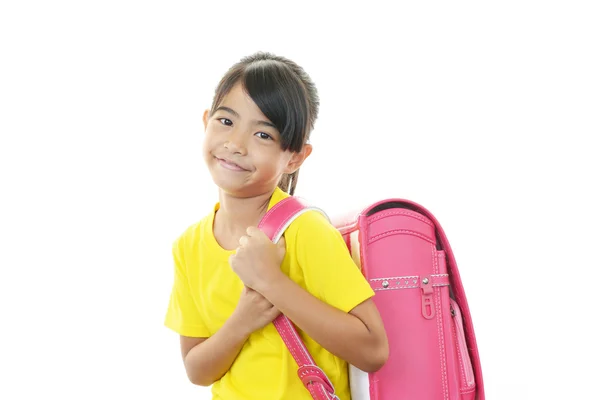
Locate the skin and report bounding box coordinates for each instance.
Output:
[179,82,389,386]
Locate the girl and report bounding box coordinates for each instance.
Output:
[164,52,388,400]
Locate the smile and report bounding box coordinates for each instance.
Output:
[216,157,248,172]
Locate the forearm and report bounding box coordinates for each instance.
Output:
[258,273,384,372]
[184,317,249,386]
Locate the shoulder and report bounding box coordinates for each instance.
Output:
[290,208,332,231]
[285,207,342,245]
[172,213,212,254]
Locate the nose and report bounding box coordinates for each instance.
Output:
[223,129,247,155]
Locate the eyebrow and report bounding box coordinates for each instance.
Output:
[215,106,277,129]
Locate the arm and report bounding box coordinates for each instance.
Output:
[166,233,251,386]
[258,274,388,372]
[230,215,389,372]
[179,318,248,386]
[179,287,281,386]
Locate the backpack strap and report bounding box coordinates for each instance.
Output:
[258,197,340,400]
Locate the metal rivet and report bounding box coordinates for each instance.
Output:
[422,278,429,285]
[413,279,418,284]
[382,280,389,288]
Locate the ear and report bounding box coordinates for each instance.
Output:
[202,109,210,130]
[284,144,313,174]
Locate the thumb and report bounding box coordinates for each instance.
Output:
[277,236,286,257]
[277,236,286,252]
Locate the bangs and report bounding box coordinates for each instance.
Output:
[242,61,309,152]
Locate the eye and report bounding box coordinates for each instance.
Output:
[218,118,233,126]
[255,132,273,140]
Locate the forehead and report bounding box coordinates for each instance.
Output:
[218,82,269,121]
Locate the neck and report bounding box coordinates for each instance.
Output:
[215,188,275,236]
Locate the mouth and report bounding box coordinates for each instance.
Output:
[215,157,249,172]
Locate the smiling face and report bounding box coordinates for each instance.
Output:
[202,82,310,198]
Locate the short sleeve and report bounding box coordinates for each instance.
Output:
[164,236,210,337]
[293,211,375,313]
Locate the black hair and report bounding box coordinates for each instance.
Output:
[209,52,319,196]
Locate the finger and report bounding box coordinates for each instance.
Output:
[246,226,260,236]
[268,306,281,320]
[239,235,249,247]
[229,251,240,268]
[277,236,286,248]
[277,236,287,257]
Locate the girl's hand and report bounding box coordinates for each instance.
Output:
[232,286,281,335]
[229,227,286,292]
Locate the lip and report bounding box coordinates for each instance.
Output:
[216,157,248,172]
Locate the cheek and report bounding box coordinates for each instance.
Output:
[201,136,210,155]
[275,153,293,171]
[201,136,218,165]
[203,130,221,152]
[257,151,289,174]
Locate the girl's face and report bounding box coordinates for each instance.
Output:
[202,82,309,197]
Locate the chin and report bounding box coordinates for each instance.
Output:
[214,178,276,200]
[209,174,247,196]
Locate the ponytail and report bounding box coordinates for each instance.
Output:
[278,170,300,196]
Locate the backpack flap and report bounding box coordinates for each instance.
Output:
[359,199,485,400]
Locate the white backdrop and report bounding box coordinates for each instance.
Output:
[1,1,598,399]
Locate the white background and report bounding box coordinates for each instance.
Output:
[1,1,598,399]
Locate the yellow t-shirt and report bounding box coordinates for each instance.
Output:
[164,188,374,400]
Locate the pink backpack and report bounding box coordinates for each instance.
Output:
[259,197,485,400]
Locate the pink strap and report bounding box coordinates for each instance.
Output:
[258,197,339,400]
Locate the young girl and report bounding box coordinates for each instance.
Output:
[164,52,389,400]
